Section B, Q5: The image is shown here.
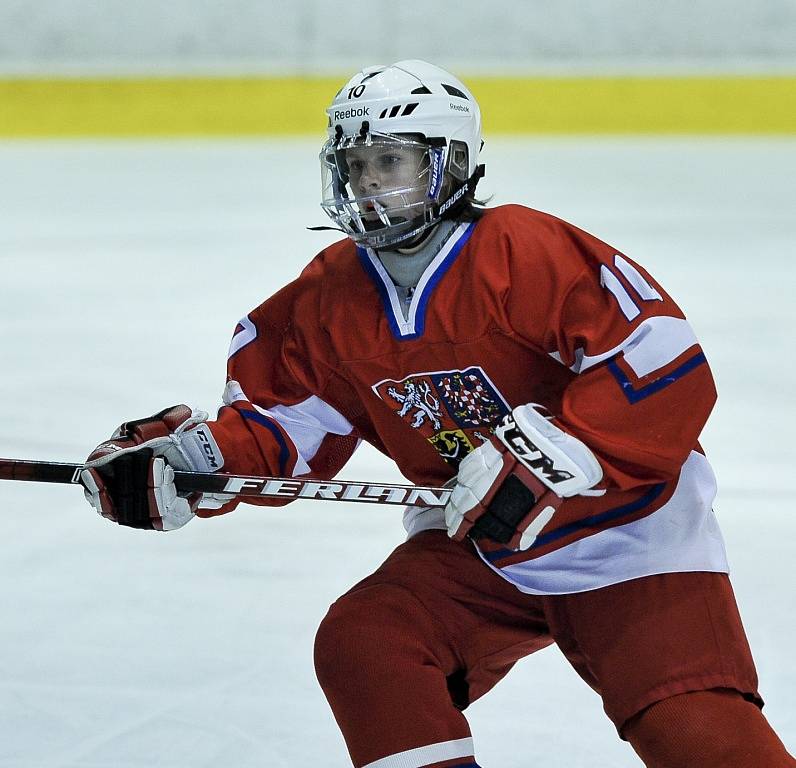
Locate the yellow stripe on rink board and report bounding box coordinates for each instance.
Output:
[0,77,341,138]
[471,76,796,134]
[1,76,794,137]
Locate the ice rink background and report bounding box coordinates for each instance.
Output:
[0,137,794,766]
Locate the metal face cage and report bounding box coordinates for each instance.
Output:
[320,131,447,249]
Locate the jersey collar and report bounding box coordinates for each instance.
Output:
[357,220,476,341]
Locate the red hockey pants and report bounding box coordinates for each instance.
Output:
[314,531,792,768]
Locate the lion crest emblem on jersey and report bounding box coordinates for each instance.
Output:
[372,367,510,468]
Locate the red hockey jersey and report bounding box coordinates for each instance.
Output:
[204,205,728,594]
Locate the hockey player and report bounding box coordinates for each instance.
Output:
[81,61,794,767]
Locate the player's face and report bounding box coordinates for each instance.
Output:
[344,142,428,220]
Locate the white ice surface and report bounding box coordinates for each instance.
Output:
[0,138,794,766]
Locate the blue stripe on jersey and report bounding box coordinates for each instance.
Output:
[409,221,476,340]
[481,481,667,563]
[356,221,476,342]
[239,409,290,476]
[608,351,707,404]
[356,246,405,339]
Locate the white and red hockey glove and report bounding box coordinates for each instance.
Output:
[445,404,603,551]
[80,405,224,531]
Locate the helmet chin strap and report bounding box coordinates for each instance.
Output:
[394,222,439,253]
[436,164,485,221]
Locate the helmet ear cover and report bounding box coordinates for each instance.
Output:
[447,140,470,183]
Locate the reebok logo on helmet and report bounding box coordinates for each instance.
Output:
[333,107,371,121]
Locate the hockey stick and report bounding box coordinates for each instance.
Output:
[0,458,451,508]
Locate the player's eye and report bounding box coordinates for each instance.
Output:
[378,154,402,168]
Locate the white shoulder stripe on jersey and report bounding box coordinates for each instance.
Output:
[223,381,356,476]
[622,316,699,377]
[549,315,699,377]
[227,315,258,358]
[363,737,475,768]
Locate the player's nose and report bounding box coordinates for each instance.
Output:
[358,164,381,192]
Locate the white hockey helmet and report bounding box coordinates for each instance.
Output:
[320,60,484,249]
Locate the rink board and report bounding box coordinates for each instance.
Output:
[1,75,795,137]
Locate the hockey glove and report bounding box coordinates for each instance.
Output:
[445,404,603,551]
[81,405,224,531]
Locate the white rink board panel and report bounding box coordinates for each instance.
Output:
[1,0,795,74]
[0,138,794,766]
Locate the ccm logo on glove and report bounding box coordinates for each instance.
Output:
[498,423,575,487]
[445,404,603,551]
[193,427,222,470]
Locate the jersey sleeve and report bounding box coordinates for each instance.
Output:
[507,213,716,491]
[198,273,360,517]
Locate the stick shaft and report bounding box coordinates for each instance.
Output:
[0,458,450,508]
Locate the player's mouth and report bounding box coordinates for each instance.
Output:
[362,201,386,221]
[360,199,411,229]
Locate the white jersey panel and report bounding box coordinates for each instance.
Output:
[622,316,699,377]
[258,396,356,475]
[222,380,355,476]
[483,451,727,594]
[549,315,699,377]
[404,451,728,595]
